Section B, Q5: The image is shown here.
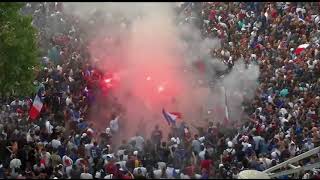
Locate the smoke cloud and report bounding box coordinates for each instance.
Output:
[63,3,260,141]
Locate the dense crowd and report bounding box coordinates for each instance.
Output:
[1,2,320,179]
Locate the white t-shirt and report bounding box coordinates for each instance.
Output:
[242,142,250,151]
[10,100,23,107]
[165,167,174,179]
[288,145,299,156]
[104,174,113,179]
[180,173,190,179]
[117,150,125,157]
[66,165,72,178]
[66,97,72,106]
[279,108,288,116]
[51,139,61,149]
[303,173,310,179]
[198,150,206,160]
[157,162,166,170]
[45,121,53,135]
[259,157,272,169]
[133,167,147,176]
[80,173,93,179]
[10,158,21,169]
[110,117,119,133]
[26,132,34,143]
[195,174,202,179]
[226,148,236,155]
[153,169,162,179]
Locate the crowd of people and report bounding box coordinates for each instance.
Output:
[1,2,320,179]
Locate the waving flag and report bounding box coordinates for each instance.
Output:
[29,87,45,121]
[294,44,309,55]
[162,108,182,126]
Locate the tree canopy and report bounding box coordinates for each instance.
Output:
[0,2,39,97]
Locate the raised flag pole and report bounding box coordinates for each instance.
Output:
[222,86,230,124]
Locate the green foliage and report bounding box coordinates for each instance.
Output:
[0,2,40,97]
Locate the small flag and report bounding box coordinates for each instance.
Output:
[162,108,182,126]
[29,87,45,121]
[294,44,309,55]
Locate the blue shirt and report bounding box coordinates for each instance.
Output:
[58,145,66,158]
[73,111,80,120]
[201,172,209,179]
[275,99,284,108]
[90,146,101,159]
[0,167,5,179]
[77,122,88,131]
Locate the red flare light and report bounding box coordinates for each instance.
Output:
[158,85,164,93]
[104,78,112,84]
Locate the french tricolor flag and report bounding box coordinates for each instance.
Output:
[162,108,182,126]
[294,44,309,55]
[29,87,45,121]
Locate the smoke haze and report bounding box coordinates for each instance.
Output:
[63,3,260,141]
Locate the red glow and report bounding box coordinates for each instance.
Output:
[88,33,186,109]
[104,78,112,84]
[158,85,164,93]
[99,72,120,96]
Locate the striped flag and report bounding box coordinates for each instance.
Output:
[162,108,182,126]
[29,87,45,121]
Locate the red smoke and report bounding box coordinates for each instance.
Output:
[84,7,212,139]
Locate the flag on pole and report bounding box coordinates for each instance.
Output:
[162,108,182,126]
[29,87,45,121]
[294,44,309,55]
[222,86,230,124]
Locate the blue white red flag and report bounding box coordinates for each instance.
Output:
[162,108,182,126]
[29,87,45,121]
